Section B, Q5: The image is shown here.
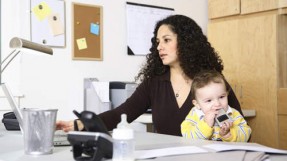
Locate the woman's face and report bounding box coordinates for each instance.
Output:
[156,25,178,66]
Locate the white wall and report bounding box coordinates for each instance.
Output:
[1,0,208,120]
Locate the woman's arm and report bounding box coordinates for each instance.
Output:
[56,79,152,132]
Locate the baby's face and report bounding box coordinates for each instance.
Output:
[193,82,228,114]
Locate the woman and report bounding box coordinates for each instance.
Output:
[57,15,241,136]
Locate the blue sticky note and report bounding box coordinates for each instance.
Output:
[90,23,99,35]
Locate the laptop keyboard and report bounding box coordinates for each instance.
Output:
[54,130,70,146]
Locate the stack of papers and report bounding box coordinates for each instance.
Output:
[135,146,208,159]
[203,143,287,154]
[134,143,287,161]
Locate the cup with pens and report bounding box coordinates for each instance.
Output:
[22,108,58,155]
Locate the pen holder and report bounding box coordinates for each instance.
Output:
[22,108,58,155]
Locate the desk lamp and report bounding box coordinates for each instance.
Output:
[1,37,53,81]
[0,37,53,130]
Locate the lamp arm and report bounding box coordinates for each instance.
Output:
[1,49,17,64]
[1,49,21,74]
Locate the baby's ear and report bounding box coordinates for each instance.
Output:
[192,100,200,109]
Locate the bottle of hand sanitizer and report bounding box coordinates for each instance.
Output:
[112,114,135,161]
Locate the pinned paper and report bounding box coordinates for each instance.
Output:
[90,23,100,35]
[92,82,110,102]
[32,2,52,21]
[48,13,64,36]
[76,38,88,50]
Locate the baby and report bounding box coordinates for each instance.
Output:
[181,70,251,142]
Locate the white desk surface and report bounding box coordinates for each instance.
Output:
[1,123,286,161]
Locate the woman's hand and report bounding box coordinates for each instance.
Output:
[56,120,84,132]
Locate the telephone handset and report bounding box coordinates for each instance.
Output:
[215,108,231,127]
[67,110,113,161]
[73,110,110,135]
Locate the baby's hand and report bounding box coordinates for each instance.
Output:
[219,121,233,137]
[204,109,219,127]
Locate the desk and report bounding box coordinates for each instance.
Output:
[0,123,286,161]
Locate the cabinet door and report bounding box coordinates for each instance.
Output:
[207,18,240,99]
[208,14,278,148]
[238,14,278,147]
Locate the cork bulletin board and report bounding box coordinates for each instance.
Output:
[72,3,103,60]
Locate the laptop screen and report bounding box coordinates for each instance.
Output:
[1,83,24,130]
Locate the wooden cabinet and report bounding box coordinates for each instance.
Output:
[241,0,287,14]
[209,0,287,19]
[278,89,287,149]
[208,0,240,19]
[208,1,287,149]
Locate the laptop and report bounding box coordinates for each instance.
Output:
[1,83,70,146]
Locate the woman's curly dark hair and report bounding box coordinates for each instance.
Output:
[135,14,223,82]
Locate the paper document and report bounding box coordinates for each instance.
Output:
[204,144,287,154]
[243,152,269,161]
[92,82,109,102]
[135,146,208,159]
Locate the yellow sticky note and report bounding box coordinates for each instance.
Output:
[76,38,88,50]
[32,2,52,21]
